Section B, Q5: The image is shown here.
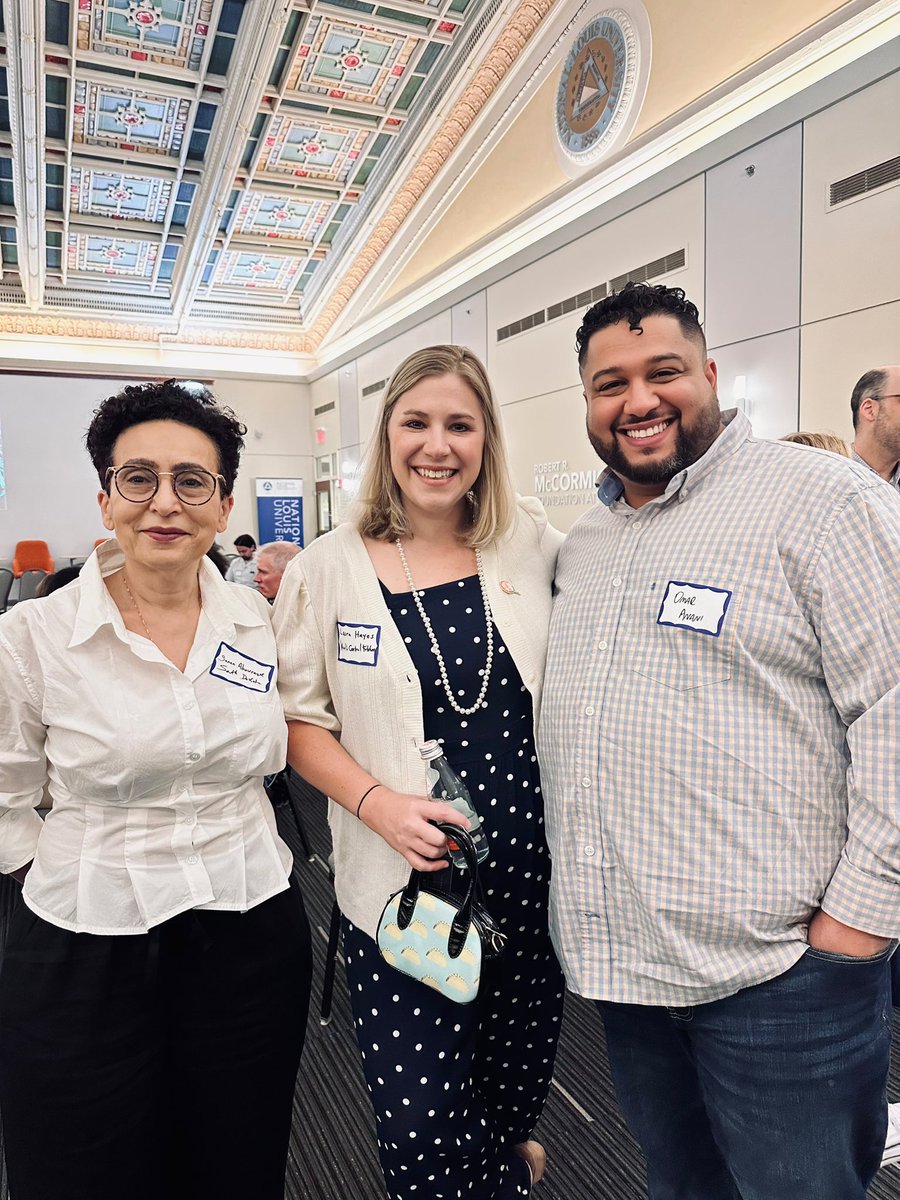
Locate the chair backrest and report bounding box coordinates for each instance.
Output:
[12,540,54,577]
[0,566,13,612]
[93,538,107,549]
[17,569,48,601]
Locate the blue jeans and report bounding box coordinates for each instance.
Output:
[597,944,894,1200]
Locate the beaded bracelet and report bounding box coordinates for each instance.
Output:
[356,782,382,819]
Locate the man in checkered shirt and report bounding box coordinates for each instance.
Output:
[539,282,900,1200]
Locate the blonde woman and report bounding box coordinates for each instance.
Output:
[274,346,565,1198]
[781,431,851,455]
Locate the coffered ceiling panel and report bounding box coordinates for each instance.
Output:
[0,0,496,347]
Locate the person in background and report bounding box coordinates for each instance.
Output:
[206,541,230,576]
[225,532,258,587]
[540,283,899,1200]
[0,379,311,1200]
[273,345,565,1198]
[850,365,900,487]
[781,430,851,455]
[254,540,301,601]
[34,563,84,597]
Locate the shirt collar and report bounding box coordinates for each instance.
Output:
[596,408,751,510]
[69,539,266,649]
[850,446,900,487]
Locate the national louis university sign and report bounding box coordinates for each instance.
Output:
[554,3,650,174]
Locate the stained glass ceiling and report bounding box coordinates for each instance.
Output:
[0,0,491,349]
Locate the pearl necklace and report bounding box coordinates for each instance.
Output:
[121,572,155,643]
[395,539,494,716]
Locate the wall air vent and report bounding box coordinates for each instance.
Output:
[496,250,686,343]
[497,308,545,343]
[362,378,386,397]
[829,155,900,207]
[0,285,27,305]
[609,249,686,293]
[547,283,607,322]
[314,400,335,416]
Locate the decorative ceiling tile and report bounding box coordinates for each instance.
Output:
[234,191,336,241]
[76,0,214,71]
[67,232,159,277]
[210,250,305,295]
[287,16,419,109]
[72,78,192,156]
[256,115,371,185]
[69,167,174,221]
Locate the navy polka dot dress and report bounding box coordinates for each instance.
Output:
[342,575,565,1199]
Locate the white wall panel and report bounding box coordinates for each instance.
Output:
[502,385,601,533]
[802,70,900,325]
[487,178,705,407]
[708,329,799,441]
[705,125,802,348]
[451,292,488,361]
[800,301,900,439]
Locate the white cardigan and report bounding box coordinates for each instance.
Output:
[273,497,563,938]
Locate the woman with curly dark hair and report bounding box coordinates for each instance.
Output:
[0,379,311,1200]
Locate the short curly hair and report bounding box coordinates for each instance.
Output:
[575,282,706,369]
[85,379,246,495]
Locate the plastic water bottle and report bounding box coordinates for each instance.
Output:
[419,739,489,867]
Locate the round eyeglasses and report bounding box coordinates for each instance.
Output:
[106,465,226,506]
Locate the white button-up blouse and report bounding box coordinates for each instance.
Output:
[0,540,292,935]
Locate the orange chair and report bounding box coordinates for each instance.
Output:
[93,538,108,550]
[12,540,54,577]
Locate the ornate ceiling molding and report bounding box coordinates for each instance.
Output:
[0,311,313,352]
[305,0,555,348]
[6,0,47,308]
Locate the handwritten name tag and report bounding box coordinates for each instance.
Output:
[657,581,732,637]
[209,642,275,692]
[337,621,381,667]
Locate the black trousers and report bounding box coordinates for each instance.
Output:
[0,884,311,1200]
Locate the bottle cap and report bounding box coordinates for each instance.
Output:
[419,739,443,761]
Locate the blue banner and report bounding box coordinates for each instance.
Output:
[255,478,304,547]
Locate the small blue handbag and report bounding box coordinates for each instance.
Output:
[376,823,506,1004]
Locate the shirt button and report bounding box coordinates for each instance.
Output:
[186,854,199,866]
[597,640,608,650]
[584,845,596,857]
[581,777,591,787]
[585,706,595,716]
[632,523,641,532]
[188,752,201,762]
[612,577,622,587]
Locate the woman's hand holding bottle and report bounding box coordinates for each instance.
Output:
[359,787,469,872]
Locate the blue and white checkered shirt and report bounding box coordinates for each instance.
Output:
[539,410,900,1005]
[851,445,900,490]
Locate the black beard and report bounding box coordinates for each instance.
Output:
[587,405,723,486]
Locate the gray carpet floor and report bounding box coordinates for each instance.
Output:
[0,781,896,1199]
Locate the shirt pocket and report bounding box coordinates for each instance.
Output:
[630,582,735,692]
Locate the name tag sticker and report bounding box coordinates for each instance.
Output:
[337,621,381,667]
[657,581,732,637]
[209,642,274,692]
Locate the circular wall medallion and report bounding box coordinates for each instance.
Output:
[554,4,650,175]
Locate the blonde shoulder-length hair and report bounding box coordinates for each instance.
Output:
[356,345,516,548]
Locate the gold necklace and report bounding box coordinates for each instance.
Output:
[121,572,154,643]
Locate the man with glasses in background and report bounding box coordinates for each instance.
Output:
[850,366,900,488]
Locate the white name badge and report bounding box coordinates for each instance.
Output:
[657,581,732,637]
[209,642,275,692]
[337,621,381,667]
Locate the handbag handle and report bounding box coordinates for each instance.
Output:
[397,822,479,959]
